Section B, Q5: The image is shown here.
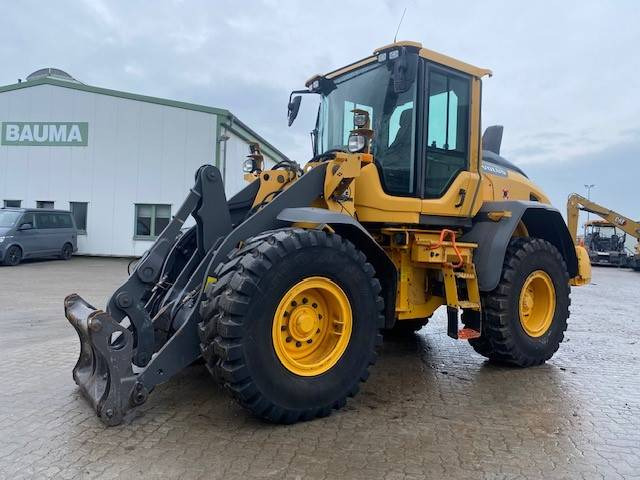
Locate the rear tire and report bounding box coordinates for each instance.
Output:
[60,243,73,260]
[3,245,22,266]
[198,228,384,423]
[467,238,570,366]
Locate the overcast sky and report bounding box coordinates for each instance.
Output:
[2,0,639,221]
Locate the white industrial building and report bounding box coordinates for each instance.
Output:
[0,68,287,256]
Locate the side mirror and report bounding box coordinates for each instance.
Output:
[18,223,33,231]
[288,95,302,127]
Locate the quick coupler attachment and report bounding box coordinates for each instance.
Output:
[65,294,142,426]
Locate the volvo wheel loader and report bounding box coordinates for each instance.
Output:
[65,41,591,426]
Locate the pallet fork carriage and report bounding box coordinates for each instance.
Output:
[66,41,591,425]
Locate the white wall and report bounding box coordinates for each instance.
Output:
[221,128,277,198]
[0,84,218,256]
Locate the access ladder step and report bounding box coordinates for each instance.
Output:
[457,301,480,310]
[454,272,475,279]
[457,327,481,340]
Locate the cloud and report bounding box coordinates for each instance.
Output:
[1,0,639,212]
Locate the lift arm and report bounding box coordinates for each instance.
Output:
[567,193,640,244]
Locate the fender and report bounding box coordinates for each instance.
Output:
[461,201,578,292]
[277,207,398,328]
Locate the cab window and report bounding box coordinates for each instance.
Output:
[424,68,470,197]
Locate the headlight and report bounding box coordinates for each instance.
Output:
[0,237,4,243]
[353,113,368,128]
[242,158,255,173]
[348,134,366,153]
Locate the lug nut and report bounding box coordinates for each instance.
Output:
[295,341,301,347]
[286,337,292,343]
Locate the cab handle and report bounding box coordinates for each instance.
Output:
[454,188,466,208]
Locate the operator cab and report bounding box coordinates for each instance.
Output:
[287,42,492,217]
[308,43,474,199]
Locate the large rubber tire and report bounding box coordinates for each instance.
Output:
[198,228,384,423]
[3,245,22,266]
[467,237,570,366]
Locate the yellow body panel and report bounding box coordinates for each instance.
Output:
[571,245,592,286]
[354,164,422,223]
[478,168,550,204]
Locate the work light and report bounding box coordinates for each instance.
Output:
[242,158,256,173]
[348,134,366,153]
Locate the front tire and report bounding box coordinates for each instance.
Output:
[199,228,384,423]
[468,238,570,366]
[3,245,22,266]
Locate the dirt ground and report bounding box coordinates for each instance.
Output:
[0,257,638,479]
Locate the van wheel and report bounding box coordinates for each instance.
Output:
[60,243,73,260]
[4,246,22,266]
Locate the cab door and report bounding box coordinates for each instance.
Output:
[419,63,482,219]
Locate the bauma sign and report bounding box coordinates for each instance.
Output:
[1,122,88,146]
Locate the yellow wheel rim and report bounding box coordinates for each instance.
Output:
[519,270,556,337]
[272,276,352,376]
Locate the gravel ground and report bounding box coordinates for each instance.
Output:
[0,257,638,479]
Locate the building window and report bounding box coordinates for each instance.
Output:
[3,200,21,208]
[37,200,54,209]
[70,202,88,234]
[135,204,171,239]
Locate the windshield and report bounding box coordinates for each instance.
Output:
[317,60,417,195]
[0,211,21,228]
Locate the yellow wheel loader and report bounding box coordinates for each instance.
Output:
[65,41,591,426]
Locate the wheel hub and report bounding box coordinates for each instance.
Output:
[519,270,556,337]
[272,277,352,376]
[289,307,318,341]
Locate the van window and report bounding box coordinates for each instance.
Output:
[36,212,73,229]
[20,212,35,228]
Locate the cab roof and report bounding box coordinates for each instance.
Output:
[306,40,492,86]
[585,220,617,227]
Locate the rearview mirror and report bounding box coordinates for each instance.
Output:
[18,223,32,231]
[288,95,302,127]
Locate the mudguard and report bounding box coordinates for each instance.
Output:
[461,201,578,292]
[277,207,398,328]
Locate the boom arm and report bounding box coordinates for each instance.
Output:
[567,193,640,243]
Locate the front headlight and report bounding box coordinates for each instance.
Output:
[347,134,366,153]
[242,158,256,173]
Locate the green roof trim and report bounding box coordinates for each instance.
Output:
[0,76,290,162]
